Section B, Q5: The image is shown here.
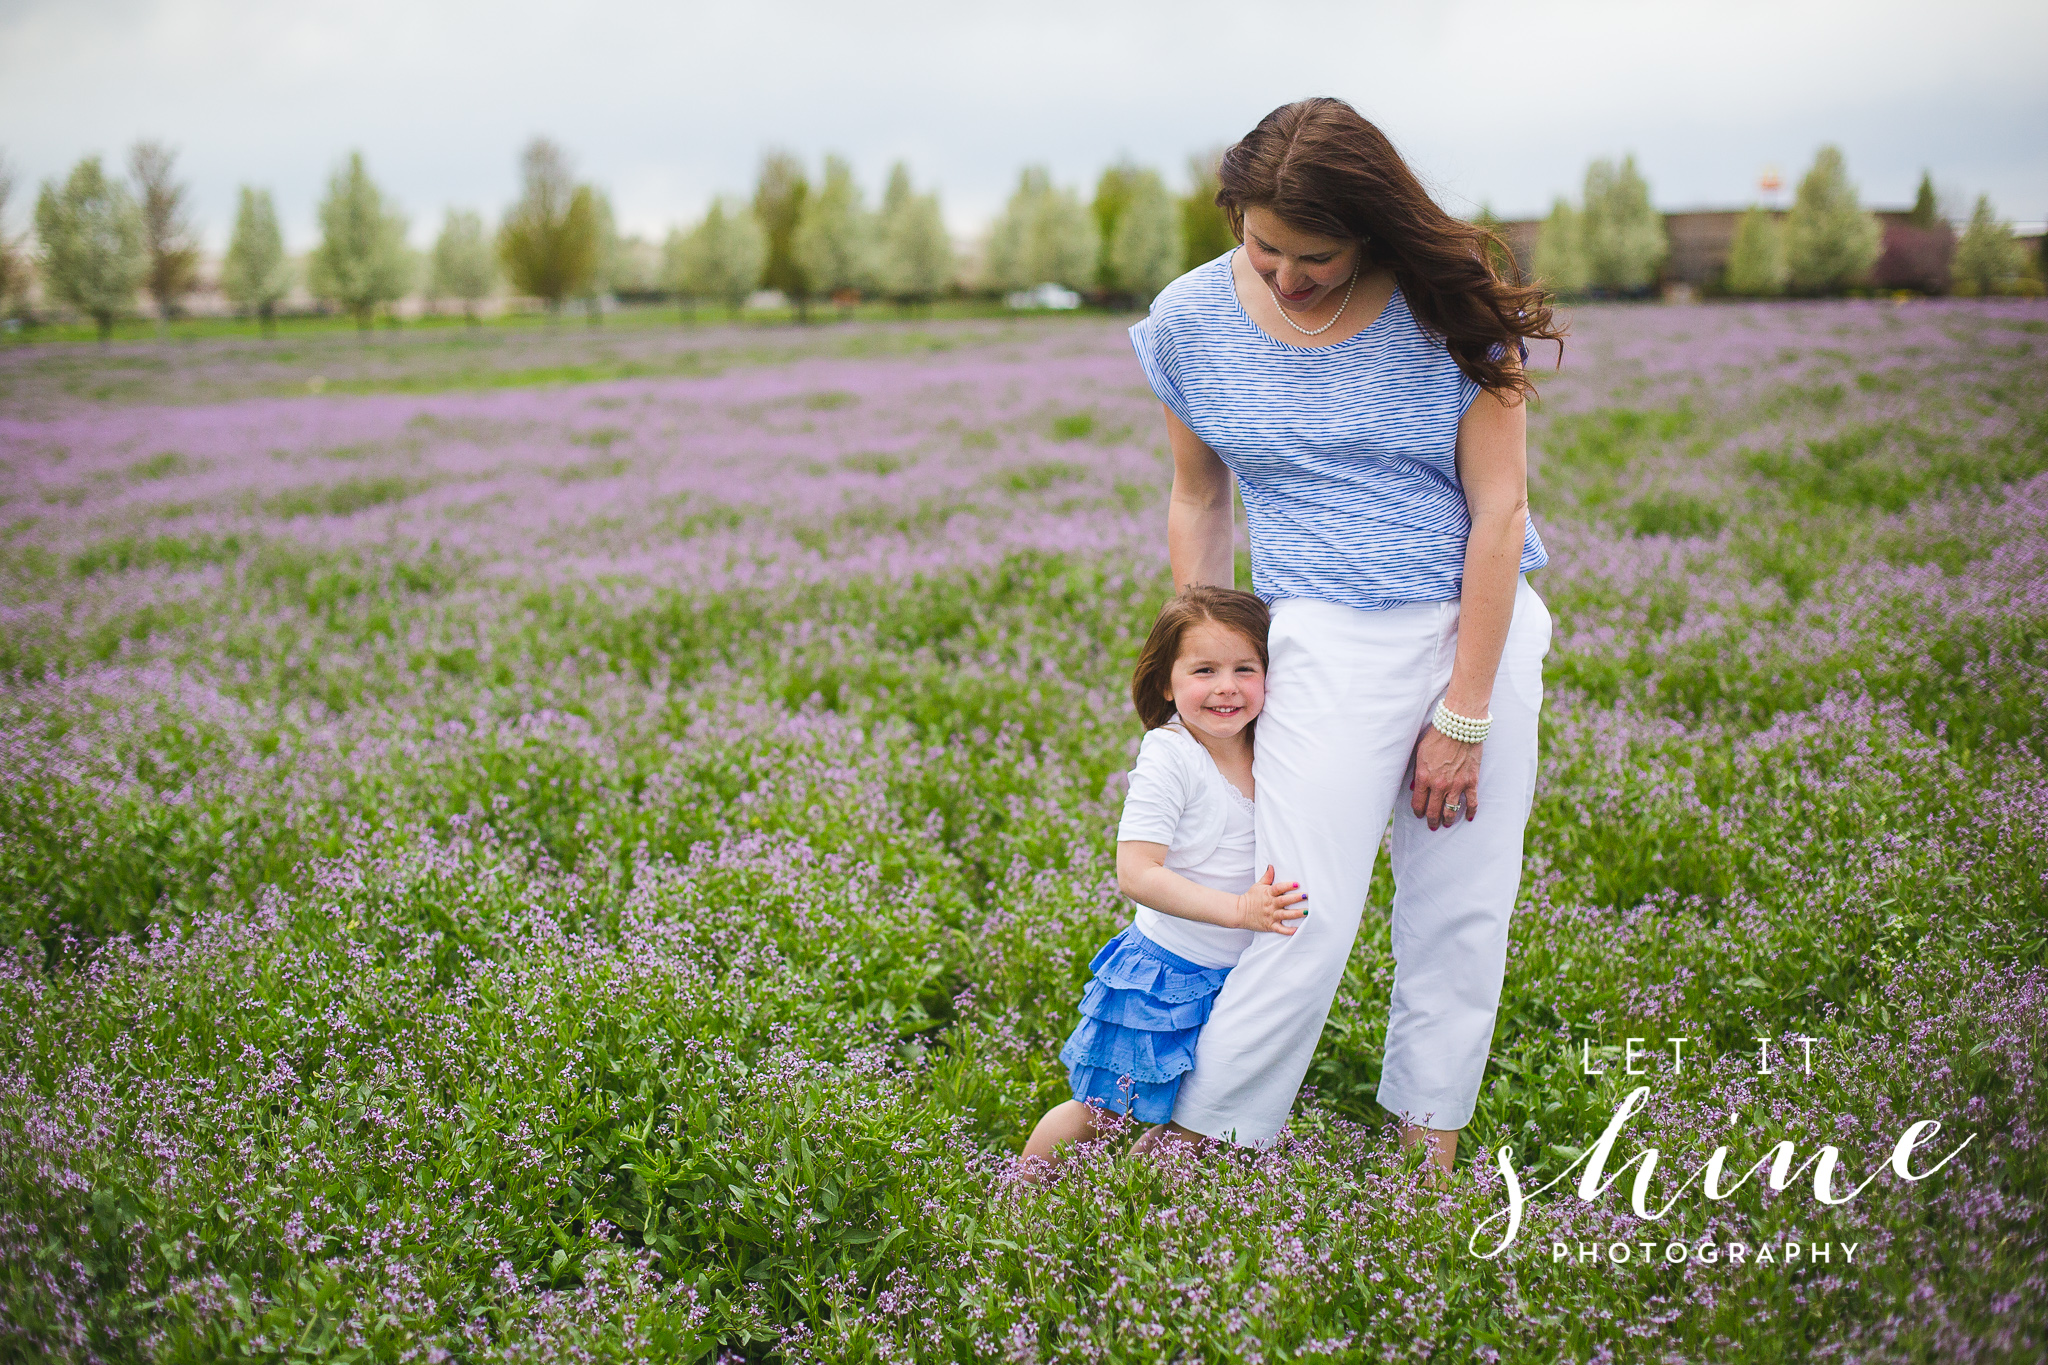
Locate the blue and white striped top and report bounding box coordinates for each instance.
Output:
[1129,250,1547,610]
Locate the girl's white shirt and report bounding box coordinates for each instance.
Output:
[1116,719,1258,970]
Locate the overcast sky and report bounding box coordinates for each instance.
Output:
[3,0,2043,251]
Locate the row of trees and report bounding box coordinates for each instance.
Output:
[579,147,1235,320]
[1724,172,2033,298]
[238,142,630,330]
[8,144,419,337]
[11,136,2038,336]
[1529,154,1671,296]
[983,157,1236,305]
[733,151,953,319]
[1529,145,2039,298]
[3,139,1244,336]
[1717,148,1884,296]
[13,143,204,338]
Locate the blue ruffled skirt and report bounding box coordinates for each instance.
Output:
[1056,925,1233,1124]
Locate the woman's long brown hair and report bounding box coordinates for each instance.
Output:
[1130,586,1271,732]
[1217,97,1566,397]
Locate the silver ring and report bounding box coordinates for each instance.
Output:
[1443,801,1462,814]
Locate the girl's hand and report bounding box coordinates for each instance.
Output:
[1234,865,1308,934]
[1412,725,1481,831]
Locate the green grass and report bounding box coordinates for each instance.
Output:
[1,305,2044,1362]
[0,309,1138,413]
[0,297,1128,349]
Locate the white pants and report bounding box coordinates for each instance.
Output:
[1171,576,1553,1145]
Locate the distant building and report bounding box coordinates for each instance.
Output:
[1660,210,1754,288]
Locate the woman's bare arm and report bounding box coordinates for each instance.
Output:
[1444,384,1530,718]
[1164,407,1236,589]
[1411,380,1530,829]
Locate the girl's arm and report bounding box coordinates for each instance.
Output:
[1116,841,1306,934]
[1411,374,1530,830]
[1164,407,1236,589]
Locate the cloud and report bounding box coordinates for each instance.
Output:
[3,0,2043,250]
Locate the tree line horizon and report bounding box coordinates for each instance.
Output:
[1519,147,2038,303]
[5,137,2041,340]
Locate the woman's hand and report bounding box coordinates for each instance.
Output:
[1234,865,1308,933]
[1411,726,1481,831]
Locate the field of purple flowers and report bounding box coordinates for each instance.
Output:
[2,299,2045,1362]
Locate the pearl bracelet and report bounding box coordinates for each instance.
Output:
[1431,699,1491,744]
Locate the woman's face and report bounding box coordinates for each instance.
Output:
[1241,205,1360,312]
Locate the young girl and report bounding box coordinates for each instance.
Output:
[1019,585,1307,1172]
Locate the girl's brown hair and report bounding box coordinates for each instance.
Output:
[1130,585,1271,731]
[1217,97,1567,398]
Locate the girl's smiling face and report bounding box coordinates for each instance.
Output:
[1166,620,1266,744]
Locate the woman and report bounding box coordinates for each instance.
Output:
[1126,97,1565,1178]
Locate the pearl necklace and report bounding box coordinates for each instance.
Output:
[1266,261,1360,337]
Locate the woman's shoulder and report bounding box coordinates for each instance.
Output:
[1376,284,1445,355]
[1139,250,1239,334]
[1376,284,1484,394]
[1128,251,1239,423]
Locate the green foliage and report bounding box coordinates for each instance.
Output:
[221,186,292,326]
[1531,198,1587,295]
[985,167,1096,293]
[669,198,769,315]
[1107,168,1180,305]
[1908,171,1940,230]
[4,311,2044,1361]
[1089,162,1143,295]
[1179,149,1237,272]
[128,140,199,322]
[1473,205,1518,284]
[583,188,621,320]
[307,151,413,328]
[607,232,664,300]
[754,149,811,311]
[1049,411,1095,441]
[260,473,424,519]
[1581,154,1668,293]
[1541,404,1695,479]
[1722,206,1787,297]
[1950,195,2028,297]
[0,154,25,313]
[1001,459,1087,491]
[1784,145,1882,294]
[497,138,600,315]
[875,163,952,307]
[33,155,147,339]
[1625,490,1725,539]
[428,208,496,319]
[793,154,875,307]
